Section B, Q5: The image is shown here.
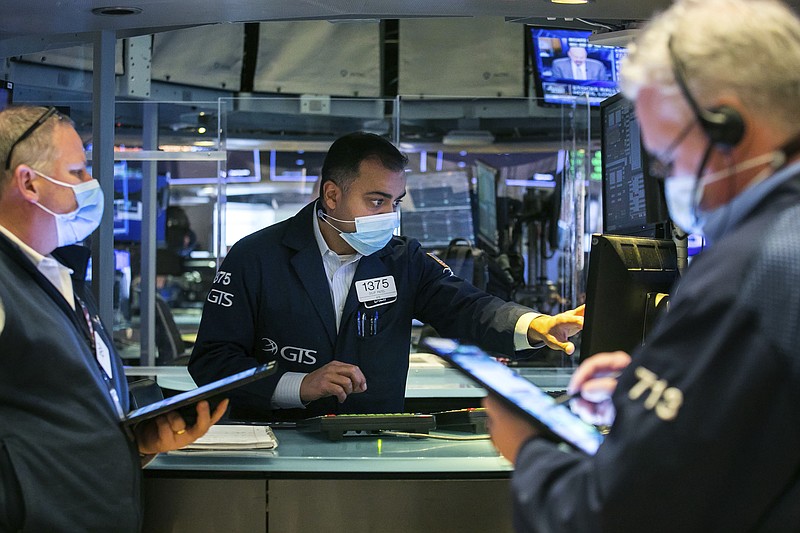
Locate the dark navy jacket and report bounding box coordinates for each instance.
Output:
[190,201,533,419]
[0,237,141,532]
[508,172,800,532]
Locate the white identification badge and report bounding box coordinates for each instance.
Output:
[355,275,398,308]
[94,331,113,379]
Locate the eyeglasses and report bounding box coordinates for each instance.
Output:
[4,107,59,171]
[648,120,696,180]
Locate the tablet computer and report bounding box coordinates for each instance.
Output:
[122,361,277,427]
[420,338,603,455]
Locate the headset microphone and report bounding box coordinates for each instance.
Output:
[667,36,746,149]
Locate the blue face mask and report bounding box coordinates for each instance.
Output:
[318,210,400,256]
[663,173,705,235]
[32,170,105,247]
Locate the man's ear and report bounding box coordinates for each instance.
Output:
[12,165,41,202]
[321,181,340,211]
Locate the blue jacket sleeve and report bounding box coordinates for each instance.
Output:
[409,241,532,355]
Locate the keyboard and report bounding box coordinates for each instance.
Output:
[298,413,436,441]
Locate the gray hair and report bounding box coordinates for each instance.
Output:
[0,106,71,194]
[621,0,800,131]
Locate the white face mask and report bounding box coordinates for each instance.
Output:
[32,170,104,247]
[664,151,779,235]
[318,210,400,256]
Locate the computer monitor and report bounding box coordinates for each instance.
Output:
[600,93,670,237]
[474,160,500,254]
[400,171,474,249]
[529,27,628,107]
[580,234,679,360]
[112,248,132,322]
[113,174,169,245]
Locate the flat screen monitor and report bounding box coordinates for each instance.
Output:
[600,93,670,237]
[530,27,628,107]
[474,160,500,254]
[580,234,679,360]
[0,81,12,111]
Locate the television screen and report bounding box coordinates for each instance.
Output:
[530,27,628,107]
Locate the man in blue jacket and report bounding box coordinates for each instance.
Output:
[483,0,800,530]
[190,132,583,420]
[0,105,227,531]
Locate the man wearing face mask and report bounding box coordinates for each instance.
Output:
[481,0,800,530]
[189,131,584,421]
[0,106,227,531]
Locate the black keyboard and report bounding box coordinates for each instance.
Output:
[298,413,436,441]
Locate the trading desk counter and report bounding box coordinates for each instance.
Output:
[127,363,573,399]
[144,429,515,533]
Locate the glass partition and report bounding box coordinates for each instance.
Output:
[396,96,594,367]
[7,84,597,370]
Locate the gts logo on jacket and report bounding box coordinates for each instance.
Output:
[261,337,317,365]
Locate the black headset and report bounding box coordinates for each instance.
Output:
[667,37,746,149]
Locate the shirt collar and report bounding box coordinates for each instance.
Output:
[0,223,75,306]
[0,223,53,268]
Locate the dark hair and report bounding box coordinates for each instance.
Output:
[319,132,408,198]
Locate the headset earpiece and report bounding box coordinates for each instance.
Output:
[668,37,746,150]
[702,105,745,149]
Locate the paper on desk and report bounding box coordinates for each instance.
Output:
[180,424,278,450]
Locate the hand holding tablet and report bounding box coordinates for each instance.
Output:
[420,338,603,455]
[123,362,277,428]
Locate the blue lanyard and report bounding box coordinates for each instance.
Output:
[75,294,125,420]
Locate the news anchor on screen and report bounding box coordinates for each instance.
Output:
[551,46,608,81]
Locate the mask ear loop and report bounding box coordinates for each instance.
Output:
[317,210,343,234]
[690,142,715,227]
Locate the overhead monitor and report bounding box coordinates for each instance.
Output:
[580,234,679,360]
[529,27,628,107]
[600,93,670,237]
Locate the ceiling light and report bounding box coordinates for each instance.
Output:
[91,6,143,16]
[550,0,590,4]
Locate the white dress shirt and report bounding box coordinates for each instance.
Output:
[0,224,74,309]
[270,213,363,408]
